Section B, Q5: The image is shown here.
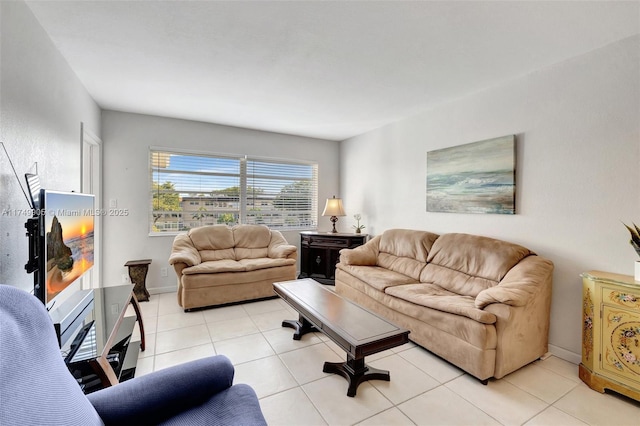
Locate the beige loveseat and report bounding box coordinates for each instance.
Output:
[169,224,297,310]
[335,229,553,382]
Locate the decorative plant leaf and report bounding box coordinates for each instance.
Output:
[623,222,640,258]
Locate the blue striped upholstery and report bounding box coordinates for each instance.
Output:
[0,285,266,426]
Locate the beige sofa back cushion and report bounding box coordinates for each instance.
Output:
[189,225,236,261]
[233,225,271,259]
[377,229,439,280]
[421,233,533,297]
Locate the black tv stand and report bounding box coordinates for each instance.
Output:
[61,285,145,393]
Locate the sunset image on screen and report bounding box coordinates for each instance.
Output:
[45,192,95,303]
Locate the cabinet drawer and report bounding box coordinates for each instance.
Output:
[303,236,348,248]
[601,285,640,310]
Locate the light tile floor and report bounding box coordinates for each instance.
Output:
[130,293,640,425]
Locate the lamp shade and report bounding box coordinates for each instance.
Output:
[322,196,346,217]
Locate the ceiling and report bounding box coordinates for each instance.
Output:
[25,1,639,141]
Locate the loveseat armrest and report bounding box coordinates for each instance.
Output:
[88,355,234,425]
[169,233,202,267]
[475,255,553,309]
[339,235,380,266]
[268,230,297,259]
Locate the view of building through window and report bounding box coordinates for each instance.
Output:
[150,150,318,233]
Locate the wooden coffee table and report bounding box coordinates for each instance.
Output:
[273,278,409,397]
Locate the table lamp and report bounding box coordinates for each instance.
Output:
[322,196,346,233]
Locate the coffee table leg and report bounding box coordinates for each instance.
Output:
[323,354,390,397]
[282,314,318,340]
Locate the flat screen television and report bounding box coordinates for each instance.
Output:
[30,190,95,306]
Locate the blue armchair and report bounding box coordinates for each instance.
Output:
[0,284,267,425]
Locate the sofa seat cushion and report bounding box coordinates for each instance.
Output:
[385,284,497,325]
[182,266,294,289]
[183,260,245,274]
[337,264,419,292]
[380,286,497,350]
[238,258,296,272]
[183,258,295,275]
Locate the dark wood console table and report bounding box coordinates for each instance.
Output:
[274,278,409,397]
[299,232,368,285]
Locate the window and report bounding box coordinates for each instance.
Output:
[150,149,318,234]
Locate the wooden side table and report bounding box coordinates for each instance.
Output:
[299,232,368,285]
[125,259,152,302]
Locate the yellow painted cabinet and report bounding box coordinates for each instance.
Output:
[580,271,640,401]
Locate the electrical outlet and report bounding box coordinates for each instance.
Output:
[109,199,117,208]
[121,273,129,284]
[161,267,168,277]
[111,303,119,315]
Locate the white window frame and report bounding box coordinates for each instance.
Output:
[149,148,318,235]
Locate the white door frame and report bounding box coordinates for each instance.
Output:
[81,122,102,289]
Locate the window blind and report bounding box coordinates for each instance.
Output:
[149,149,318,234]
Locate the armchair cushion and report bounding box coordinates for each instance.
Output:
[88,355,265,426]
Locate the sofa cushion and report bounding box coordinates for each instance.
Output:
[182,265,295,289]
[421,233,533,297]
[238,258,296,272]
[385,284,497,324]
[337,264,418,292]
[376,229,439,280]
[233,225,271,259]
[189,225,236,262]
[371,283,498,350]
[182,260,245,274]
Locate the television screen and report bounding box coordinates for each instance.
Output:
[42,190,95,305]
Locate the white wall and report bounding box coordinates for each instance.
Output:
[101,111,340,292]
[0,0,101,293]
[340,35,640,360]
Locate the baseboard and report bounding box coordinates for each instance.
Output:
[148,285,176,295]
[548,344,581,365]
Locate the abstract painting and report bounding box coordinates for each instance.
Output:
[426,135,516,214]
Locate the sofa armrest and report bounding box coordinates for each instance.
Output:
[169,233,201,267]
[268,231,297,259]
[88,355,234,425]
[172,262,188,277]
[339,235,380,266]
[475,255,553,309]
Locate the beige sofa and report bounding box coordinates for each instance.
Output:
[169,224,297,310]
[335,229,553,382]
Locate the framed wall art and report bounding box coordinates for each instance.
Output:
[426,135,516,214]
